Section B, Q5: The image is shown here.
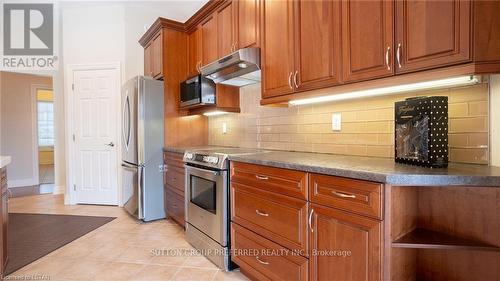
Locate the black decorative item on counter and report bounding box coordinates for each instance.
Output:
[395,96,448,168]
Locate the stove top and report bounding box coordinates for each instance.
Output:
[183,147,267,170]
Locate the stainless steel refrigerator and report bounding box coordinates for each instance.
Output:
[121,76,165,221]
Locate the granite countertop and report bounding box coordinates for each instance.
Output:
[164,146,500,187]
[0,156,11,169]
[229,151,500,187]
[163,146,227,154]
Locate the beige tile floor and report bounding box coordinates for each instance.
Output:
[8,194,249,281]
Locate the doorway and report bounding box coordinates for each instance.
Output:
[36,88,55,194]
[66,63,121,206]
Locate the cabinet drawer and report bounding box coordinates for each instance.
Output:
[164,151,184,169]
[165,165,185,196]
[231,183,308,253]
[231,223,308,281]
[165,188,185,227]
[309,174,383,219]
[231,162,308,200]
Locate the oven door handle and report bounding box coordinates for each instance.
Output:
[184,164,220,176]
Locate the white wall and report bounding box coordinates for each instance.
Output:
[490,75,500,166]
[0,72,52,187]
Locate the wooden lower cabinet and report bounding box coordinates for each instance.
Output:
[232,223,308,281]
[0,167,8,276]
[230,161,383,281]
[164,152,185,227]
[231,182,308,253]
[165,189,185,226]
[309,203,382,281]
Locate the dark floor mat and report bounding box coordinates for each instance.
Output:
[6,213,115,275]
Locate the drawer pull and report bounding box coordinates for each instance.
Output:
[255,210,269,217]
[331,191,356,199]
[308,208,314,233]
[255,175,269,180]
[256,256,269,265]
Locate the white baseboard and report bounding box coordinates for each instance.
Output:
[8,178,38,188]
[53,185,65,194]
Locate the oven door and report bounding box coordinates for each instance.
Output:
[185,164,228,246]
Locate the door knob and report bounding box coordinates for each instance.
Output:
[106,142,115,147]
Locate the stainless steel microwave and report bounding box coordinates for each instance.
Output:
[180,75,216,108]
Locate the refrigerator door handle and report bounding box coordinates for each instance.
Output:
[122,95,131,151]
[138,165,144,219]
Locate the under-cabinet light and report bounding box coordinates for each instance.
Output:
[203,111,228,116]
[289,75,479,106]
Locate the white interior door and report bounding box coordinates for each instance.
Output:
[73,68,119,205]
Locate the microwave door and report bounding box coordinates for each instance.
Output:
[180,76,201,107]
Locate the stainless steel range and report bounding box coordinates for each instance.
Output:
[183,148,265,271]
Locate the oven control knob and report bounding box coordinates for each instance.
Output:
[203,156,219,164]
[185,153,194,160]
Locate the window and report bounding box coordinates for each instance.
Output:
[38,101,54,147]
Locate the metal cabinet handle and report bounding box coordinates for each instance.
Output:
[385,46,391,70]
[288,72,293,89]
[293,70,299,88]
[396,43,402,68]
[255,175,269,180]
[308,208,314,233]
[255,210,269,217]
[256,256,269,265]
[331,190,356,198]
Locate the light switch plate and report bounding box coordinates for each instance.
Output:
[222,122,228,134]
[332,113,342,131]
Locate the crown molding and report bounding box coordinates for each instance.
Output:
[139,17,186,46]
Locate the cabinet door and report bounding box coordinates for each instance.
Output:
[236,0,260,49]
[188,29,202,77]
[309,204,382,281]
[151,33,163,79]
[295,0,341,92]
[217,1,235,57]
[395,0,471,73]
[261,0,295,98]
[144,43,153,77]
[341,0,394,83]
[201,15,218,66]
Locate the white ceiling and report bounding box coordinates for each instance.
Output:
[60,0,210,23]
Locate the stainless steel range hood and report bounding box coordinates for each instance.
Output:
[200,47,261,87]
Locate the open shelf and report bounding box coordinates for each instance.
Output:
[392,228,500,252]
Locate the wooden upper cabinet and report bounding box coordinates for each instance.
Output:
[144,43,153,77]
[341,0,394,83]
[309,204,382,281]
[235,0,260,49]
[201,15,218,66]
[395,0,471,74]
[261,0,295,98]
[188,28,202,77]
[294,0,342,91]
[144,32,163,79]
[217,1,236,57]
[151,33,163,79]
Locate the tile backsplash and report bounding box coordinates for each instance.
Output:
[208,83,489,164]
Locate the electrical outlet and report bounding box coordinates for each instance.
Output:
[332,113,342,131]
[222,122,228,134]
